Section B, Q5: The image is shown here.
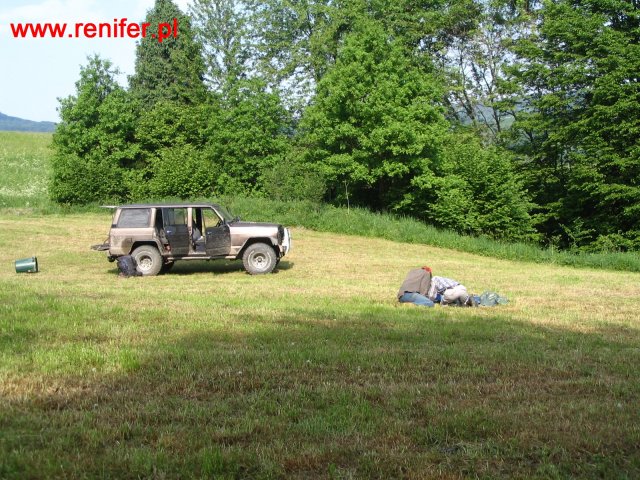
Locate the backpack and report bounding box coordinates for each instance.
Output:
[479,291,508,307]
[116,255,142,277]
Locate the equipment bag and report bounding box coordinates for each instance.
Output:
[479,291,509,306]
[116,255,141,277]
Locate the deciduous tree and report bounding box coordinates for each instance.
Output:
[190,0,252,92]
[51,56,138,204]
[302,19,447,211]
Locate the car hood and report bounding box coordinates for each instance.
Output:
[229,221,281,229]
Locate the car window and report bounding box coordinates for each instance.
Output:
[162,208,187,226]
[203,208,222,229]
[117,208,151,228]
[214,205,235,222]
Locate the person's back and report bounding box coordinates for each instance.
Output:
[397,267,434,307]
[191,224,205,252]
[192,225,203,242]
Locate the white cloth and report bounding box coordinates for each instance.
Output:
[427,276,460,300]
[442,284,469,305]
[427,276,470,305]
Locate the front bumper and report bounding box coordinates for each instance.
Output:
[282,228,292,255]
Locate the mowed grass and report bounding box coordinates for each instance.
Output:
[0,132,52,209]
[1,212,639,479]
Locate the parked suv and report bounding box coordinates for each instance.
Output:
[93,203,291,275]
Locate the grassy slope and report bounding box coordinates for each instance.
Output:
[223,198,640,272]
[1,212,639,478]
[0,131,52,208]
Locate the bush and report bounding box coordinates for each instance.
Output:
[146,146,215,199]
[51,56,138,204]
[427,132,536,242]
[261,152,326,203]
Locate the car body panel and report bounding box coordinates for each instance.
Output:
[100,203,291,272]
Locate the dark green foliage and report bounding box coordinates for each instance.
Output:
[146,146,215,198]
[51,56,138,204]
[130,81,291,199]
[48,0,640,251]
[129,0,208,107]
[302,19,447,211]
[135,101,212,154]
[301,18,534,241]
[132,101,215,199]
[419,132,536,241]
[205,80,291,196]
[510,0,640,250]
[261,149,326,203]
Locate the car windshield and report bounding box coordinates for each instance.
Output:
[215,205,236,223]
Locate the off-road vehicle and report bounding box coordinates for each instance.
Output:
[93,203,291,275]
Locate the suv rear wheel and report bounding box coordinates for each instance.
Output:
[132,245,162,276]
[242,243,277,275]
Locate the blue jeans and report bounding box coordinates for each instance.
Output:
[399,292,434,307]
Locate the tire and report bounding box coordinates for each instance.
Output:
[131,245,162,276]
[242,243,277,275]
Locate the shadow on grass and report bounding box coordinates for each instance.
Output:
[1,301,639,479]
[168,260,295,275]
[105,260,295,277]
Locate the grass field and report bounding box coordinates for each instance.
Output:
[1,211,639,478]
[0,132,52,209]
[1,131,639,477]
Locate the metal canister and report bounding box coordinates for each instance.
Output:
[15,257,38,273]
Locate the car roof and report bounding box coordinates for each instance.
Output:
[108,203,223,209]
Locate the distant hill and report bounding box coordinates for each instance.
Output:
[0,112,56,133]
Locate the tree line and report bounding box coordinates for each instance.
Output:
[51,0,640,251]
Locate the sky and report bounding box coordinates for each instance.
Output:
[0,0,191,122]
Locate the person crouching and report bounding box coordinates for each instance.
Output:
[397,266,434,307]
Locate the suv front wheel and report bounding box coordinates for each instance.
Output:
[132,245,163,276]
[242,243,277,275]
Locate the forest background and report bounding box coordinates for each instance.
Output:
[50,0,640,252]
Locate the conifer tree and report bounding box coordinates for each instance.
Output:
[129,0,207,107]
[511,0,640,250]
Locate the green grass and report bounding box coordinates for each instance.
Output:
[0,132,53,209]
[1,213,639,478]
[1,133,639,477]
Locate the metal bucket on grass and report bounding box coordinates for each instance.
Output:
[15,256,38,273]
